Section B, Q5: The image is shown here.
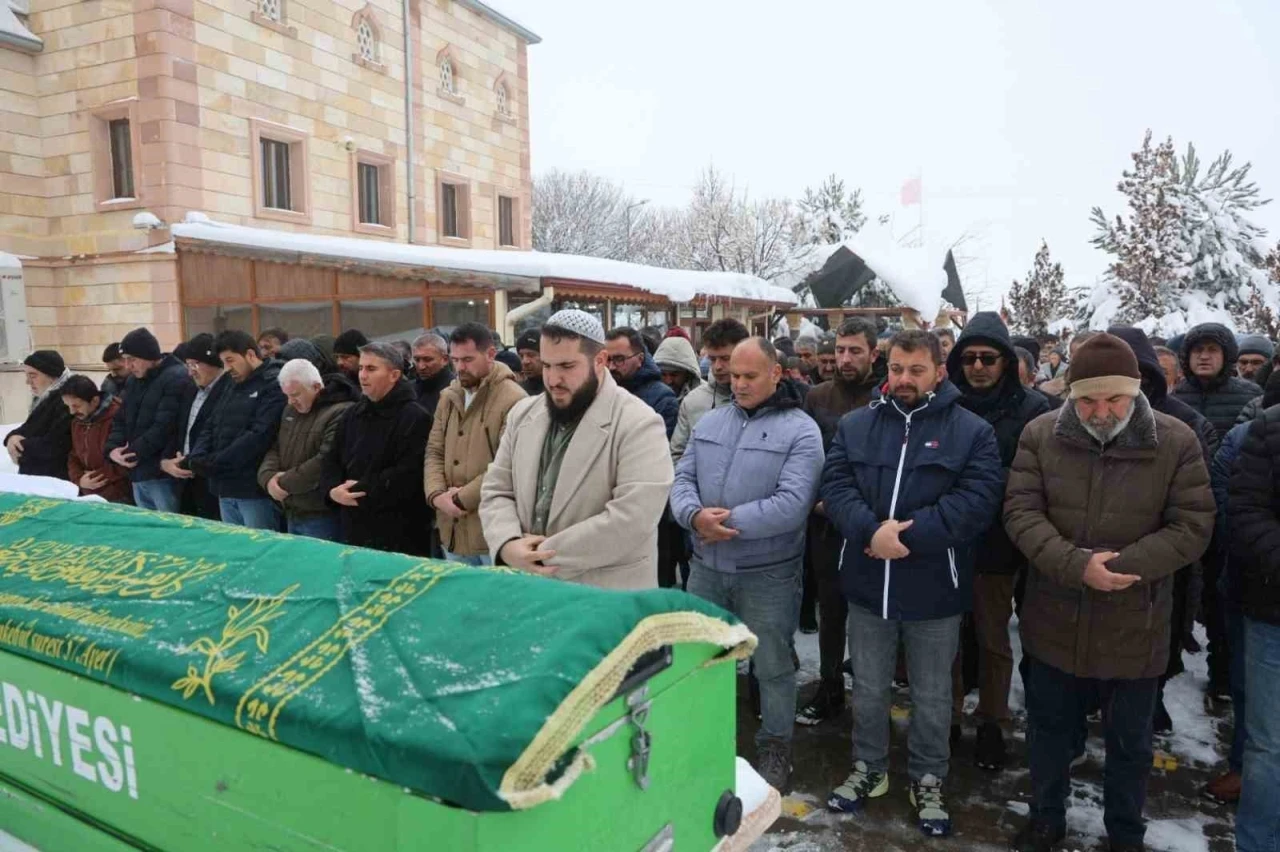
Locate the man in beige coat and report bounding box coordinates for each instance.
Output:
[425,323,528,565]
[480,309,673,589]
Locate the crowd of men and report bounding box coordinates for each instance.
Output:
[3,309,1278,852]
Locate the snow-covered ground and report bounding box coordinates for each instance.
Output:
[755,620,1235,852]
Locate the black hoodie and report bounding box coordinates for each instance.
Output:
[1172,322,1262,438]
[1109,326,1218,465]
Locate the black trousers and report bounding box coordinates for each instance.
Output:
[808,516,847,686]
[1026,656,1157,846]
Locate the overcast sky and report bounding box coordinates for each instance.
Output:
[499,0,1280,310]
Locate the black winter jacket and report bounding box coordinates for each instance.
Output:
[1110,326,1219,466]
[5,389,73,479]
[1173,323,1262,439]
[322,380,433,555]
[414,365,455,418]
[105,355,194,481]
[187,362,286,499]
[1227,405,1280,625]
[617,355,679,438]
[946,312,1052,575]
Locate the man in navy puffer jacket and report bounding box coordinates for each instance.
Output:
[605,327,680,437]
[670,337,824,794]
[820,330,1003,837]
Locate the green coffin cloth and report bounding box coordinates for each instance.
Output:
[0,495,754,812]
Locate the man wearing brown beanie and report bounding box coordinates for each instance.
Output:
[1003,333,1215,852]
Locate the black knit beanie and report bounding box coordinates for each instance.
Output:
[333,329,369,357]
[184,333,222,368]
[120,327,162,361]
[23,350,65,379]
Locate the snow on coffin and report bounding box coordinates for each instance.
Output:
[0,494,776,851]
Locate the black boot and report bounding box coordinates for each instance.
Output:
[1010,820,1066,852]
[1152,697,1173,735]
[975,721,1007,771]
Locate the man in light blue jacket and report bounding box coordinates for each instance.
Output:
[670,337,824,793]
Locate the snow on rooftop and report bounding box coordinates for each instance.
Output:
[0,252,21,270]
[0,0,41,52]
[169,214,796,306]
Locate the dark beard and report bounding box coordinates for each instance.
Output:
[545,371,599,425]
[835,367,871,389]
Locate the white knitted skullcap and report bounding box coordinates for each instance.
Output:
[544,309,606,345]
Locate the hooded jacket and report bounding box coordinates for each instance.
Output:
[946,312,1052,575]
[5,377,74,480]
[257,375,358,519]
[68,395,131,502]
[1173,323,1262,438]
[1227,401,1280,626]
[1005,394,1216,679]
[187,360,287,499]
[670,380,733,462]
[322,380,433,555]
[424,361,528,556]
[670,381,824,573]
[414,364,456,418]
[820,380,1005,621]
[1109,326,1218,465]
[653,337,702,400]
[105,354,194,481]
[616,354,680,438]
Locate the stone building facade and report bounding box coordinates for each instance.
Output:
[0,0,537,368]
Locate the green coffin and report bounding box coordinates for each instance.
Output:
[0,494,758,850]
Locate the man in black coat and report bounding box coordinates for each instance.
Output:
[1225,405,1280,851]
[1111,326,1219,731]
[105,327,194,512]
[164,334,232,521]
[1172,322,1257,698]
[4,350,73,479]
[945,312,1050,771]
[411,331,455,416]
[183,331,286,530]
[323,341,433,555]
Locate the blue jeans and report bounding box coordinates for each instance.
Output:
[286,513,342,542]
[219,497,280,531]
[443,549,491,567]
[1025,656,1157,846]
[132,478,183,513]
[848,604,960,781]
[687,558,800,746]
[1228,603,1247,773]
[1238,617,1280,852]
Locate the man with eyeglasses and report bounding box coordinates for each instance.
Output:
[604,327,679,437]
[943,312,1051,773]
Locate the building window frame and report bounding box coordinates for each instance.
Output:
[90,100,145,212]
[251,0,297,37]
[250,119,311,224]
[351,5,385,71]
[494,189,521,249]
[436,170,472,247]
[436,46,465,106]
[351,149,395,236]
[493,72,516,124]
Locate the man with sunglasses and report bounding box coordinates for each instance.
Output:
[605,327,679,438]
[944,312,1050,773]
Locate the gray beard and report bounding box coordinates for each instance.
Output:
[1081,405,1135,445]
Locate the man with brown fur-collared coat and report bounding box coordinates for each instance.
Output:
[1003,332,1214,852]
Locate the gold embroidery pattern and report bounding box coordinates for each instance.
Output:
[172,584,299,704]
[0,499,60,527]
[234,562,457,739]
[0,539,225,599]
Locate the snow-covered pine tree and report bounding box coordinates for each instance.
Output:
[794,174,867,245]
[1006,240,1070,336]
[1086,131,1186,327]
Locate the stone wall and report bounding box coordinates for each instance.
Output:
[0,0,535,366]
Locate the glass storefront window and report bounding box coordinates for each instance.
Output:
[184,304,252,337]
[339,298,424,343]
[258,301,333,339]
[555,301,605,326]
[612,304,648,330]
[431,297,490,331]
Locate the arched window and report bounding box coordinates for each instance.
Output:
[495,81,510,117]
[351,6,383,68]
[356,19,375,62]
[440,57,456,95]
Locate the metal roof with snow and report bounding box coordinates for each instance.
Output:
[167,216,797,307]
